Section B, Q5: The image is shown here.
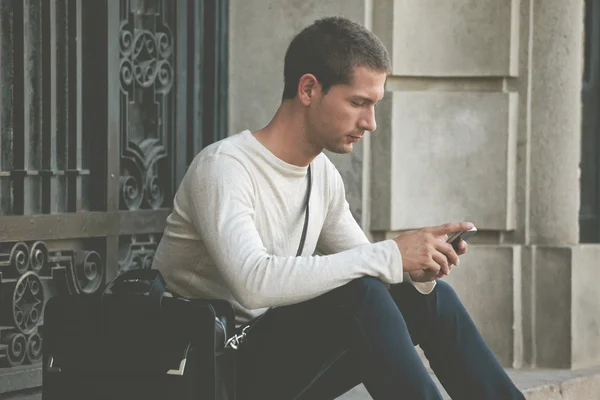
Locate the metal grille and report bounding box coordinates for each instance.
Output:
[581,0,600,242]
[3,0,89,216]
[119,0,174,211]
[0,0,228,395]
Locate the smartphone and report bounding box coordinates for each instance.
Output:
[446,227,477,251]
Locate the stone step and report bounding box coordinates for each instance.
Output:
[336,366,600,400]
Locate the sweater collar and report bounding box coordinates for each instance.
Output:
[240,130,310,178]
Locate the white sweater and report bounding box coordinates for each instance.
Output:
[152,130,434,323]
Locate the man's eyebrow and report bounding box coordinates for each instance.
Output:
[352,95,384,105]
[351,96,377,103]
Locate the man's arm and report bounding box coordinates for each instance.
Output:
[185,155,404,309]
[315,169,371,254]
[316,165,467,294]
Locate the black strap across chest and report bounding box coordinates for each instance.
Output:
[296,164,312,257]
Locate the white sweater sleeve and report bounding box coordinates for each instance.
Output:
[318,163,436,295]
[185,155,404,310]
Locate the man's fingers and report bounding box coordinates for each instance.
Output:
[431,252,450,275]
[424,261,441,276]
[457,239,468,255]
[428,222,474,236]
[434,240,460,266]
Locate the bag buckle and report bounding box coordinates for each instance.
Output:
[167,358,187,376]
[47,356,62,373]
[225,324,250,350]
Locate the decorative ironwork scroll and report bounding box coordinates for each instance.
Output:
[119,0,174,211]
[118,234,159,274]
[0,241,105,368]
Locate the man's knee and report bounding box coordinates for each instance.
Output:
[346,276,389,296]
[433,280,458,299]
[336,277,392,313]
[432,280,466,318]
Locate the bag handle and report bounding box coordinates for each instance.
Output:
[102,268,167,303]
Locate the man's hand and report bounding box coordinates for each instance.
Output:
[408,268,442,282]
[431,235,470,279]
[455,238,468,256]
[392,222,474,281]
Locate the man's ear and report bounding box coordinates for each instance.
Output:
[297,74,320,106]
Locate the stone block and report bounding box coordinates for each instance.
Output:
[376,0,519,76]
[529,244,600,369]
[571,245,600,369]
[532,246,573,368]
[371,91,518,231]
[559,372,600,400]
[525,387,565,400]
[444,245,521,367]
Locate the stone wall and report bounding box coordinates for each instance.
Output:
[371,0,588,369]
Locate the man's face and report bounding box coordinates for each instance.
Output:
[305,66,387,154]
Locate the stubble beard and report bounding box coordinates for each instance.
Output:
[305,118,354,155]
[324,137,353,154]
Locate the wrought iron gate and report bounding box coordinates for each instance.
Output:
[0,0,228,397]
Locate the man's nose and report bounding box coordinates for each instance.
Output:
[359,108,377,132]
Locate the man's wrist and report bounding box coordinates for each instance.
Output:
[404,271,437,294]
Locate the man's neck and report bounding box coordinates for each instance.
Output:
[253,102,321,167]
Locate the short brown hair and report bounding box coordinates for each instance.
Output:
[282,16,391,100]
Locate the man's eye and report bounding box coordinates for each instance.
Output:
[351,101,363,107]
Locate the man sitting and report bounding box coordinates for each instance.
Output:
[152,16,524,400]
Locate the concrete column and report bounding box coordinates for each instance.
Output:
[528,0,583,245]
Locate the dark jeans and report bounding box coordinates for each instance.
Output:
[236,278,525,400]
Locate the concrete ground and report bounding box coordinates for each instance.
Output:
[337,366,600,400]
